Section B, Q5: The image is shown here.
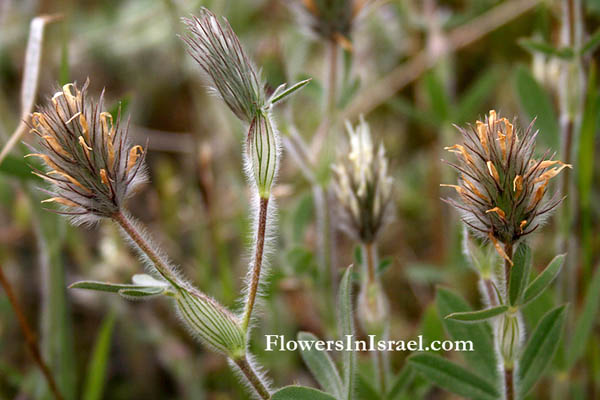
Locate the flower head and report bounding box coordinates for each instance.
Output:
[290,0,369,48]
[27,81,147,225]
[332,116,393,243]
[181,8,265,123]
[442,110,570,254]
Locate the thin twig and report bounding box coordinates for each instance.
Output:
[0,264,64,400]
[340,0,542,120]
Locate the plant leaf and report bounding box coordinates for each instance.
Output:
[271,385,337,400]
[522,254,565,306]
[338,265,355,400]
[407,353,500,400]
[567,264,600,368]
[518,305,568,397]
[508,243,532,306]
[118,286,165,299]
[436,287,498,382]
[387,364,414,400]
[297,331,343,398]
[69,280,157,293]
[82,312,116,400]
[445,305,508,323]
[518,38,574,59]
[581,28,600,55]
[269,78,312,106]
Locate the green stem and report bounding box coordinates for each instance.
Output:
[242,197,269,332]
[234,356,271,400]
[113,211,179,288]
[503,243,515,400]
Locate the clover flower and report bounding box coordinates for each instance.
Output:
[442,110,571,262]
[26,81,146,225]
[290,0,369,48]
[332,116,393,243]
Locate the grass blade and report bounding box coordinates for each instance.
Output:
[82,312,116,400]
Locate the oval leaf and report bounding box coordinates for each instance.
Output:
[297,331,343,398]
[518,305,568,397]
[509,243,532,306]
[407,353,500,400]
[271,385,337,400]
[522,254,565,305]
[445,305,508,323]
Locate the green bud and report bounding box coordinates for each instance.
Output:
[175,287,246,358]
[247,112,278,198]
[498,313,520,367]
[357,281,388,336]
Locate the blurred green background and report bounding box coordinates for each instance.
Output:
[0,0,599,399]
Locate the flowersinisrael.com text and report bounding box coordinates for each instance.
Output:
[265,335,473,353]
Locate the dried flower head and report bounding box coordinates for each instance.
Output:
[181,8,265,124]
[442,110,571,257]
[27,81,146,225]
[289,0,369,48]
[332,116,393,243]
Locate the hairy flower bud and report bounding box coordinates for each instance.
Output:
[174,286,245,358]
[181,8,265,124]
[247,112,279,198]
[332,116,393,243]
[27,81,147,225]
[442,110,570,261]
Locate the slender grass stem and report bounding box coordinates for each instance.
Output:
[234,356,271,400]
[0,264,64,400]
[242,197,269,333]
[113,211,179,288]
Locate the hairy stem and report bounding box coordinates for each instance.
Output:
[234,356,271,400]
[363,242,388,394]
[242,197,269,332]
[0,264,64,400]
[113,211,179,288]
[503,243,515,400]
[505,367,514,400]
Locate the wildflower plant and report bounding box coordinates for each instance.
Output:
[426,110,570,400]
[331,116,393,394]
[26,7,315,400]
